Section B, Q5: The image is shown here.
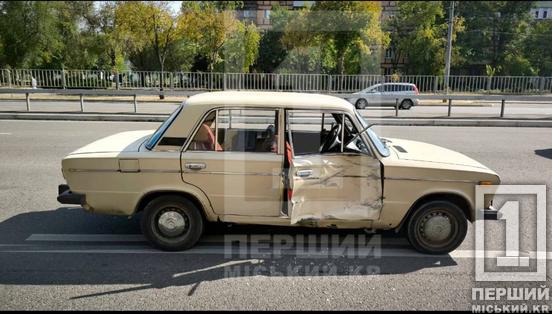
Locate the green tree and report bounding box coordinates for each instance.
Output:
[282,1,388,75]
[388,1,464,75]
[182,1,259,72]
[0,1,122,70]
[0,1,62,68]
[523,19,552,76]
[455,1,535,75]
[53,1,104,69]
[254,5,290,73]
[191,5,237,72]
[223,22,260,72]
[92,1,126,71]
[115,1,181,83]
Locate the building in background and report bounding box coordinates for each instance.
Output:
[531,1,552,20]
[238,1,315,31]
[380,1,402,75]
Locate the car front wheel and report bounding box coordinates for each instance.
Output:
[355,98,368,109]
[406,200,468,254]
[141,195,204,251]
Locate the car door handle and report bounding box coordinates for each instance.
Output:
[296,169,313,178]
[185,163,206,170]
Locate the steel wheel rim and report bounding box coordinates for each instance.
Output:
[415,209,458,249]
[155,207,190,238]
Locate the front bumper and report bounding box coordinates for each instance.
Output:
[57,184,85,205]
[480,205,501,220]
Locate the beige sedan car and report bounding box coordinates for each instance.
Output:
[58,91,500,254]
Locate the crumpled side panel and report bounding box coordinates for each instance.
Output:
[290,154,383,224]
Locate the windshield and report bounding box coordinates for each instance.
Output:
[145,104,184,150]
[353,109,390,157]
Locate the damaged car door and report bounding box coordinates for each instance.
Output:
[285,110,383,225]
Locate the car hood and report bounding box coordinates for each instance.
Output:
[384,138,490,170]
[69,130,155,155]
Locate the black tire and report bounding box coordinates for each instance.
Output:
[400,99,414,110]
[406,200,468,254]
[141,195,204,251]
[355,98,368,109]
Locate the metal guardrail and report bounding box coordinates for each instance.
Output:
[1,69,551,95]
[0,88,199,113]
[0,88,551,119]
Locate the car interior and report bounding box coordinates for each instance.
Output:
[188,110,278,153]
[288,112,360,155]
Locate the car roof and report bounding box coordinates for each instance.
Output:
[157,91,356,148]
[375,82,415,86]
[186,91,355,111]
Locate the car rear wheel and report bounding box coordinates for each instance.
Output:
[141,195,203,251]
[406,200,467,254]
[400,99,414,110]
[355,98,368,109]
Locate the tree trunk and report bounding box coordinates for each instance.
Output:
[337,49,346,90]
[159,61,165,100]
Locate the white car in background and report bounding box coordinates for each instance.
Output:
[347,83,420,110]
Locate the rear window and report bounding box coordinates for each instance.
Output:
[384,84,405,92]
[383,84,414,92]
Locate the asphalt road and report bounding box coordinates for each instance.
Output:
[1,99,552,119]
[0,120,551,310]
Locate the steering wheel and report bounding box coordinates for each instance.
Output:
[320,123,342,153]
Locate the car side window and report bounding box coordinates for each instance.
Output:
[288,111,339,155]
[189,109,278,153]
[217,109,278,153]
[288,110,371,156]
[188,111,219,151]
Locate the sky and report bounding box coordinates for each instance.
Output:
[167,1,182,14]
[93,1,183,15]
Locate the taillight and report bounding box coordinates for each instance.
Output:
[414,85,419,95]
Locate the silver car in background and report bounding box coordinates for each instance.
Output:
[347,82,420,110]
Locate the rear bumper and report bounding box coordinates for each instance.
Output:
[57,184,85,205]
[480,206,501,220]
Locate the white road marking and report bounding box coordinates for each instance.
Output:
[21,234,552,259]
[0,244,34,247]
[0,132,11,135]
[26,233,145,242]
[26,233,410,245]
[6,243,552,260]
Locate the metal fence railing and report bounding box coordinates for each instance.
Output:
[1,68,551,95]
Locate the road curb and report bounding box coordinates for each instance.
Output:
[367,118,552,128]
[1,112,551,127]
[0,112,167,122]
[0,98,183,104]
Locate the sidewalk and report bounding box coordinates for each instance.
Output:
[0,93,185,103]
[1,111,550,127]
[0,93,498,106]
